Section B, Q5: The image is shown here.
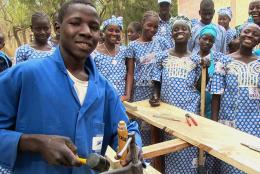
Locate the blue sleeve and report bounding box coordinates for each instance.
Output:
[104,84,142,151]
[188,27,198,52]
[0,68,23,171]
[152,51,168,82]
[15,46,26,64]
[221,28,227,54]
[159,37,171,50]
[190,54,202,82]
[207,61,226,94]
[125,43,135,58]
[207,55,230,94]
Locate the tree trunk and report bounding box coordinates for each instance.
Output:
[13,27,21,47]
[22,29,27,44]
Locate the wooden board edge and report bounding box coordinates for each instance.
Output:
[143,139,191,159]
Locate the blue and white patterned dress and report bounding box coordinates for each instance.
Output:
[155,18,175,48]
[206,58,260,174]
[225,28,237,53]
[189,21,227,54]
[125,38,170,150]
[15,44,55,64]
[93,46,127,96]
[155,51,201,174]
[126,37,170,102]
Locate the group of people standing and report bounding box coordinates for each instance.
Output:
[92,0,260,173]
[0,0,259,174]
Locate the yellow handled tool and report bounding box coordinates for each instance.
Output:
[77,157,87,165]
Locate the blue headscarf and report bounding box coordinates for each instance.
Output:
[101,15,123,31]
[218,7,232,19]
[199,24,217,39]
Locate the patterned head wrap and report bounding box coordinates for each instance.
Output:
[241,22,260,31]
[169,15,192,31]
[218,7,232,19]
[101,15,123,31]
[199,24,217,39]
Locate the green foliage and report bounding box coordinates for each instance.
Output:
[94,0,178,32]
[0,0,178,46]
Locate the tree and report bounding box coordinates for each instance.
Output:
[0,0,178,50]
[94,0,178,43]
[0,0,66,47]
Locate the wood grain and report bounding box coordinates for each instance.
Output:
[124,100,260,174]
[143,139,191,159]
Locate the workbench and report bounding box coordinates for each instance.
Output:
[124,100,260,174]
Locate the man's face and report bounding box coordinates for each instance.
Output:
[59,4,100,60]
[199,7,215,25]
[159,2,171,17]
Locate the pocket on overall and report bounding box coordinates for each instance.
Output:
[91,122,105,154]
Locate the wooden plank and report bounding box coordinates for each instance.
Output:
[143,139,191,159]
[105,146,121,170]
[145,165,161,174]
[124,101,260,174]
[105,146,161,174]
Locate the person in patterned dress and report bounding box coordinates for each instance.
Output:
[153,16,202,174]
[126,11,170,149]
[93,16,130,100]
[195,24,228,118]
[126,10,170,102]
[218,7,237,54]
[189,0,227,54]
[207,23,260,174]
[155,0,175,48]
[15,12,55,64]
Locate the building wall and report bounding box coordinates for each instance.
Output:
[177,0,251,28]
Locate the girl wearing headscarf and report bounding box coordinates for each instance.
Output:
[218,7,237,53]
[196,24,229,118]
[206,22,260,174]
[153,16,201,173]
[93,16,130,100]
